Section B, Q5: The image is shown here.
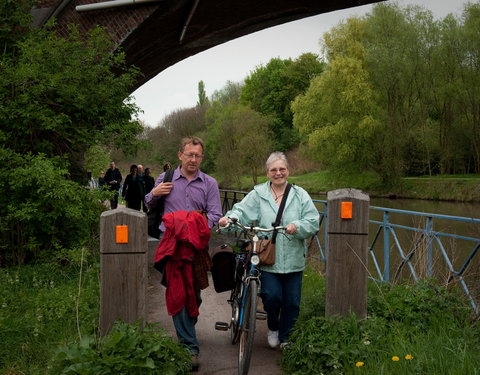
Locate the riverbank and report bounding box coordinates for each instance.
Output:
[216,171,480,202]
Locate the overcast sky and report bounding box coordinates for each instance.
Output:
[131,0,470,127]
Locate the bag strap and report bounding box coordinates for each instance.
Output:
[271,183,291,244]
[152,168,175,216]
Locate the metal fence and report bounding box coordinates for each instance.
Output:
[220,190,480,313]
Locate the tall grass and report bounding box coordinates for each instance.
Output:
[282,263,480,374]
[0,249,99,374]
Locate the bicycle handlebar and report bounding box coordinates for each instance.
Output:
[217,217,286,234]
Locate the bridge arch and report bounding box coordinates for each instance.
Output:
[33,0,383,90]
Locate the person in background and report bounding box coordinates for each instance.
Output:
[145,137,222,371]
[144,167,155,195]
[87,171,98,190]
[98,171,106,189]
[137,164,147,211]
[122,164,144,211]
[219,151,319,349]
[104,161,122,209]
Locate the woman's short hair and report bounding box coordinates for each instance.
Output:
[265,152,288,171]
[130,164,137,173]
[179,136,204,152]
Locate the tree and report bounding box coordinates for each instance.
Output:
[0,24,142,180]
[197,80,209,106]
[240,54,325,151]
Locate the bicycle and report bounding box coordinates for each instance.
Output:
[215,218,286,375]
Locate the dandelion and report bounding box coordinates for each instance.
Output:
[304,274,308,277]
[405,354,413,360]
[356,361,365,367]
[392,356,400,361]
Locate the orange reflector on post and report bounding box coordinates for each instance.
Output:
[341,202,353,219]
[116,225,128,243]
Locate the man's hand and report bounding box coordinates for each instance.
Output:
[151,182,173,197]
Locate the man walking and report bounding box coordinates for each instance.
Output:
[104,161,122,209]
[145,136,222,371]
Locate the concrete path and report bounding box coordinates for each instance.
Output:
[146,235,282,375]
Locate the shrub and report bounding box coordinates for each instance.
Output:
[52,321,191,375]
[0,150,107,265]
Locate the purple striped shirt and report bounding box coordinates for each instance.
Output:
[144,166,222,231]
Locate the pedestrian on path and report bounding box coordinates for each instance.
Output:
[145,136,222,371]
[104,161,122,209]
[219,151,319,349]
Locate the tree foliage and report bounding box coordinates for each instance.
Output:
[0,150,106,265]
[292,1,480,183]
[0,10,144,264]
[240,54,325,151]
[0,24,142,180]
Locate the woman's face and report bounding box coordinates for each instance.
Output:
[267,159,289,187]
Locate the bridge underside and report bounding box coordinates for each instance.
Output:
[122,0,383,88]
[38,0,383,89]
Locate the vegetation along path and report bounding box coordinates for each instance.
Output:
[146,234,282,374]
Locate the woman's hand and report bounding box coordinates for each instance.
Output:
[151,182,173,197]
[218,217,229,227]
[285,223,297,235]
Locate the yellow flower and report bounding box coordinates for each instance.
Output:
[392,356,400,361]
[304,274,308,277]
[405,354,413,360]
[355,361,364,367]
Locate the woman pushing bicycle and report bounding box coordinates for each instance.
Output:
[219,151,319,349]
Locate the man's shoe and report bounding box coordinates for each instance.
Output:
[267,330,279,348]
[191,354,200,372]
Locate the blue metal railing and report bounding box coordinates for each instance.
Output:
[220,190,480,313]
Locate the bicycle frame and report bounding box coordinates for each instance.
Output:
[215,218,286,375]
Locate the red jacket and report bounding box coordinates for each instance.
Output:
[154,210,210,317]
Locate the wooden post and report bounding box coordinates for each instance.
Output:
[326,188,369,318]
[99,207,147,336]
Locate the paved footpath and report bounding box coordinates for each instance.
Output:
[146,234,282,375]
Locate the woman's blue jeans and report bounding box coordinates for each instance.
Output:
[260,270,303,343]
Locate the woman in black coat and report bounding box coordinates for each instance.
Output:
[144,167,155,195]
[122,164,144,210]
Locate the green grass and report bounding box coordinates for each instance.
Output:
[282,263,480,374]
[217,170,480,202]
[0,248,190,375]
[0,251,99,374]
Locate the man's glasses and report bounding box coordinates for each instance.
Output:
[182,152,204,160]
[269,167,287,173]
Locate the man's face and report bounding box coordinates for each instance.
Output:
[178,143,204,175]
[137,165,143,174]
[110,162,115,170]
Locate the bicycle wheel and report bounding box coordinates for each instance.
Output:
[238,279,258,375]
[230,281,242,344]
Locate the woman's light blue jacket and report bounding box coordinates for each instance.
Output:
[224,181,320,274]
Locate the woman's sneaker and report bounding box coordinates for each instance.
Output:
[267,330,279,348]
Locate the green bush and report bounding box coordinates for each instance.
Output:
[52,321,191,375]
[0,149,107,265]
